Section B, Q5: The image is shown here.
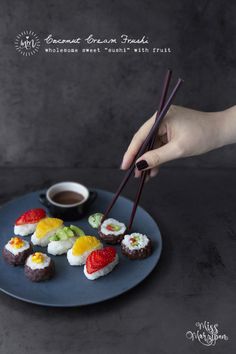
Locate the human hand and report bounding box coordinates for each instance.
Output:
[121,105,235,178]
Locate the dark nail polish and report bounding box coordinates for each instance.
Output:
[136,160,148,171]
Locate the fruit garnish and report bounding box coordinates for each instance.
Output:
[86,247,116,274]
[9,237,24,249]
[35,218,63,239]
[69,225,85,236]
[72,236,101,256]
[130,235,140,247]
[106,224,121,232]
[15,208,46,225]
[55,227,73,241]
[49,234,60,242]
[88,213,104,229]
[49,225,85,242]
[32,252,44,264]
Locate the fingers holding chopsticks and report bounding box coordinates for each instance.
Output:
[122,102,229,177]
[134,166,159,178]
[134,138,162,179]
[102,73,182,223]
[121,114,156,170]
[121,110,170,176]
[135,141,181,171]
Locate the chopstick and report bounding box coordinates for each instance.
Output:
[127,69,172,230]
[102,74,183,223]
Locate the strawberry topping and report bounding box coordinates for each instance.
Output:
[15,208,46,225]
[86,247,116,274]
[106,224,114,231]
[106,224,121,232]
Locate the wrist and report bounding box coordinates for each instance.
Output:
[216,106,236,147]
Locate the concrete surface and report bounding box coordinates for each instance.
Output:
[0,167,235,353]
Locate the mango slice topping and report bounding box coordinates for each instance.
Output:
[72,236,101,256]
[35,218,63,239]
[9,237,24,249]
[32,252,45,264]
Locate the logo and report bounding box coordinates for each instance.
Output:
[186,321,229,347]
[15,30,40,56]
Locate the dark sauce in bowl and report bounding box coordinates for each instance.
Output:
[52,191,84,205]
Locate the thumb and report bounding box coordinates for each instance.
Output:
[135,142,181,171]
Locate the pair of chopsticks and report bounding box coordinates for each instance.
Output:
[102,69,183,229]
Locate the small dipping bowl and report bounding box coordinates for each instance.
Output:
[39,181,97,221]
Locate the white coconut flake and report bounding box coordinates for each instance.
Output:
[47,237,76,256]
[5,240,30,255]
[122,233,149,250]
[14,223,38,236]
[26,254,51,270]
[100,218,126,236]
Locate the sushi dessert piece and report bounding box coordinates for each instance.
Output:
[2,237,32,266]
[31,217,63,247]
[67,235,102,266]
[98,218,126,244]
[121,233,152,260]
[88,213,104,229]
[47,225,85,256]
[84,247,119,280]
[14,208,46,236]
[24,252,55,282]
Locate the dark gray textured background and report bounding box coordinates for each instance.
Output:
[0,2,236,353]
[0,0,235,168]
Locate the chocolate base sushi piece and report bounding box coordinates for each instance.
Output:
[2,237,33,266]
[121,233,152,260]
[24,261,55,282]
[24,253,55,282]
[98,229,124,244]
[98,218,126,244]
